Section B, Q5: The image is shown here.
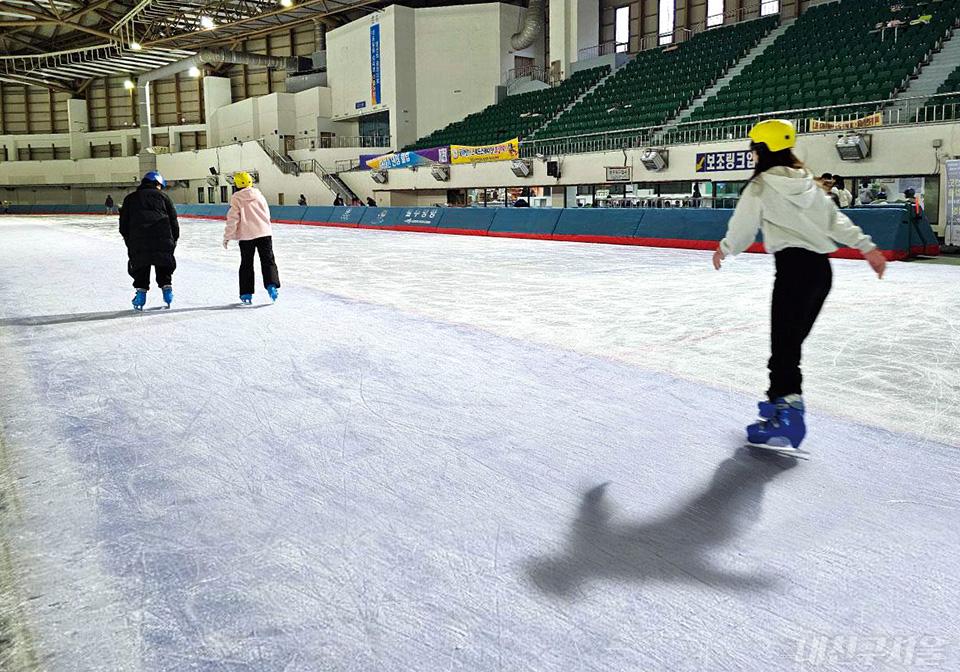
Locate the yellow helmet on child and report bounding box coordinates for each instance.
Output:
[233,171,253,189]
[748,119,796,152]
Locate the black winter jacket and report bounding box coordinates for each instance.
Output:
[119,184,179,266]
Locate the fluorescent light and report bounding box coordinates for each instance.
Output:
[123,79,135,90]
[199,15,215,29]
[280,0,293,7]
[129,41,142,51]
[188,66,202,78]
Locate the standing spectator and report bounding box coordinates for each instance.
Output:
[351,197,363,207]
[1,200,10,214]
[817,173,841,207]
[692,183,703,208]
[298,194,307,206]
[105,194,115,215]
[513,197,530,207]
[858,180,875,205]
[833,175,853,208]
[333,195,345,206]
[366,196,377,207]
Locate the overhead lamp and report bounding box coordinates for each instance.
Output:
[123,79,135,90]
[199,15,215,29]
[280,0,294,6]
[129,41,142,51]
[188,66,202,78]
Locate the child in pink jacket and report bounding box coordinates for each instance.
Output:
[223,171,281,304]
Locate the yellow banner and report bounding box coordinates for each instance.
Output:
[450,138,520,164]
[809,113,883,132]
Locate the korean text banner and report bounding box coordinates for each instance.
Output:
[450,138,520,164]
[809,113,882,132]
[695,150,755,173]
[370,24,381,106]
[365,146,449,171]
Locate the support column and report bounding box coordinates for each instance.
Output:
[67,98,90,160]
[202,76,232,147]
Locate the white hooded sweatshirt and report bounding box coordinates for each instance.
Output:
[719,166,877,257]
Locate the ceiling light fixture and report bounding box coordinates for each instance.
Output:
[199,15,215,29]
[123,79,135,90]
[188,66,202,78]
[280,0,294,7]
[129,41,142,51]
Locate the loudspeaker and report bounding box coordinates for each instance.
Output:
[546,160,560,178]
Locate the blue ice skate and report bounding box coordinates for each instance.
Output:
[132,289,147,311]
[240,294,253,305]
[747,396,806,452]
[162,285,173,308]
[266,284,279,302]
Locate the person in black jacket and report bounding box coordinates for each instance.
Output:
[119,171,179,310]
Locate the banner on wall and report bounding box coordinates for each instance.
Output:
[450,138,520,164]
[695,150,755,173]
[363,146,450,170]
[945,160,960,246]
[370,24,381,105]
[809,113,883,131]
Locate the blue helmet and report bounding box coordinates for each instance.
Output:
[143,171,166,188]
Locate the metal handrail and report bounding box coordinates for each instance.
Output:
[293,135,391,150]
[521,91,960,157]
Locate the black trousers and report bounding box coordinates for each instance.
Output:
[767,248,833,401]
[239,236,281,295]
[129,261,175,290]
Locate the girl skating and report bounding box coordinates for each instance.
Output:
[223,171,281,304]
[712,120,887,454]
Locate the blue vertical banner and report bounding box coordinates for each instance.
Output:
[370,23,381,106]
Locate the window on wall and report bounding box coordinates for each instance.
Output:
[615,6,630,52]
[658,0,675,45]
[707,0,724,27]
[761,0,780,16]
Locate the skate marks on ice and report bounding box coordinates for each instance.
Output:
[527,448,799,597]
[0,303,269,328]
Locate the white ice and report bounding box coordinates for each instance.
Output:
[0,215,958,672]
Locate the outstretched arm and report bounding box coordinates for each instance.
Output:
[829,210,886,278]
[714,186,762,269]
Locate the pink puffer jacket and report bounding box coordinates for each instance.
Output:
[223,187,273,242]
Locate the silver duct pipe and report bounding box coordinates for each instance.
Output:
[314,21,327,51]
[138,48,300,173]
[511,0,545,50]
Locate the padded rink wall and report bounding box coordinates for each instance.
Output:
[3,203,940,260]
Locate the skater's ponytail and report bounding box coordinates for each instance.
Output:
[740,142,805,195]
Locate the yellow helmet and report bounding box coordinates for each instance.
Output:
[233,171,253,189]
[748,119,796,152]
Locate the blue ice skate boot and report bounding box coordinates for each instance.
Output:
[132,288,147,311]
[162,285,173,308]
[747,395,806,450]
[239,294,253,305]
[266,284,279,302]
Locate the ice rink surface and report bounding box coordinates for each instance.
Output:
[1,215,958,671]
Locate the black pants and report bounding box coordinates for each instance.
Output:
[767,248,833,401]
[129,261,175,290]
[239,236,281,295]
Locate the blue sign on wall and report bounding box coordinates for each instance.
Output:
[370,24,382,106]
[695,150,755,173]
[355,101,367,110]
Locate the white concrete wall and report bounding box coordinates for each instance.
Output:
[327,3,543,148]
[550,0,600,79]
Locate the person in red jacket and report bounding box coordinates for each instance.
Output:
[222,171,281,304]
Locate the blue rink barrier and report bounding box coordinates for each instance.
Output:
[5,203,939,259]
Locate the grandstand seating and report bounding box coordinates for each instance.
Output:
[928,63,960,118]
[533,16,777,140]
[403,66,609,151]
[691,0,960,123]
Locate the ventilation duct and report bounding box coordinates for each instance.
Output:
[511,0,545,50]
[137,48,301,172]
